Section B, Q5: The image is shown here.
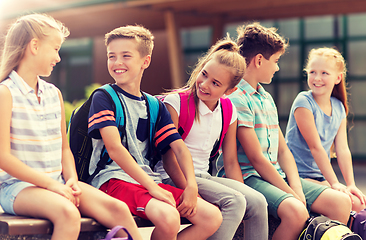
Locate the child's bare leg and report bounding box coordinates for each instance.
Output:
[350,194,365,212]
[77,182,143,240]
[311,188,351,224]
[272,197,309,240]
[177,197,222,240]
[306,178,365,212]
[13,186,81,240]
[145,198,181,240]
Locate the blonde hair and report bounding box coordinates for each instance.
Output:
[0,13,69,82]
[304,47,349,115]
[105,25,154,57]
[170,36,246,120]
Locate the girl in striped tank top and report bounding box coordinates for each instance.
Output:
[0,14,143,240]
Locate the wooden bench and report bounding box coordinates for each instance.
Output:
[0,212,278,240]
[0,212,192,240]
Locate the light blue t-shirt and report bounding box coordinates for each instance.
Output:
[285,91,346,179]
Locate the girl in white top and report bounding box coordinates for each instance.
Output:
[155,37,268,240]
[0,13,143,240]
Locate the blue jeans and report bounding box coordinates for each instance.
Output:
[164,173,268,240]
[0,180,34,215]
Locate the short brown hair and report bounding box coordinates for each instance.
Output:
[104,25,154,57]
[237,22,288,66]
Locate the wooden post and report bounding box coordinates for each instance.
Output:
[211,14,225,45]
[164,10,184,88]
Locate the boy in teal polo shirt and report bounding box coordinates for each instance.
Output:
[217,23,352,240]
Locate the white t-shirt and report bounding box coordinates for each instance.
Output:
[155,93,237,177]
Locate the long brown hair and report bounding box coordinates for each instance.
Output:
[166,36,246,121]
[304,47,349,115]
[0,13,69,82]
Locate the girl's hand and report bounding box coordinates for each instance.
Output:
[46,181,76,205]
[292,186,306,206]
[331,182,353,200]
[331,182,348,192]
[149,185,176,207]
[177,185,197,218]
[347,185,366,205]
[65,178,82,207]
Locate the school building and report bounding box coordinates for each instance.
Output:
[1,0,366,160]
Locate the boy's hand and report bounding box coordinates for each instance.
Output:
[177,185,197,217]
[65,178,82,207]
[149,186,176,207]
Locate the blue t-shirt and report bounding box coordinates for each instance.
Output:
[285,91,346,179]
[88,84,181,188]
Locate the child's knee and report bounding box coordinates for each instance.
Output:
[278,199,309,227]
[249,191,267,210]
[199,202,223,231]
[231,192,247,212]
[333,192,352,220]
[107,198,130,216]
[352,195,365,212]
[154,208,181,237]
[54,202,81,228]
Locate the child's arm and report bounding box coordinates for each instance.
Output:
[277,127,306,204]
[99,125,176,207]
[163,103,198,217]
[221,120,244,183]
[294,107,341,188]
[0,86,76,203]
[237,125,305,203]
[57,90,82,206]
[334,118,366,204]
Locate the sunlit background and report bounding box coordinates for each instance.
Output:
[1,0,366,161]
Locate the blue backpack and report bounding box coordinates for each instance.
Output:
[68,84,161,183]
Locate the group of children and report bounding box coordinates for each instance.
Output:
[0,12,365,240]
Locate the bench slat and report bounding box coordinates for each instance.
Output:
[0,214,105,235]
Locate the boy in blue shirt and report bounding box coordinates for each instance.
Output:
[217,22,352,240]
[88,25,222,240]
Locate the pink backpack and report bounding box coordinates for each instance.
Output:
[176,91,233,159]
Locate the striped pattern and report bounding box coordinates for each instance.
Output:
[89,109,115,129]
[154,123,178,146]
[227,79,285,179]
[0,71,63,184]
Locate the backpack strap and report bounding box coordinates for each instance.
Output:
[144,92,160,144]
[211,97,233,157]
[86,84,126,183]
[178,91,196,140]
[142,92,162,169]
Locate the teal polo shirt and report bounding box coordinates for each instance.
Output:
[217,79,285,179]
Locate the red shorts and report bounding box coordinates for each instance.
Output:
[100,178,183,219]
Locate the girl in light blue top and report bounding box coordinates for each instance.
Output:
[285,47,366,212]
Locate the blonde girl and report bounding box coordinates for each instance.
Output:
[155,37,268,240]
[285,47,366,212]
[0,14,143,240]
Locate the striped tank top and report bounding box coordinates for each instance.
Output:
[0,71,63,184]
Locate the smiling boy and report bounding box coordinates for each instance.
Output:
[87,25,222,240]
[217,23,351,240]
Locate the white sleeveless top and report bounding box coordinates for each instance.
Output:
[0,71,63,184]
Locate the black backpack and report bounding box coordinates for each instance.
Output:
[299,215,362,240]
[68,84,161,183]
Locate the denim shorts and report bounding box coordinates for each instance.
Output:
[245,175,328,219]
[0,180,34,215]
